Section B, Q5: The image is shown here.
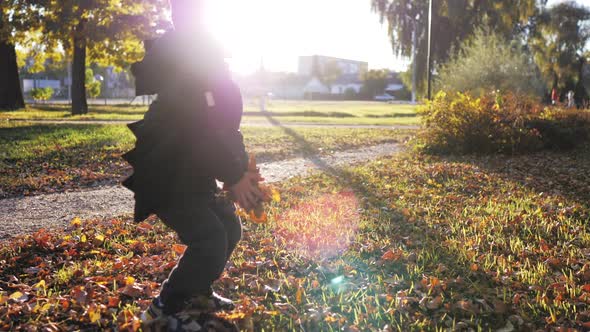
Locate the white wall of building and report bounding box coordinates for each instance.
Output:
[22,79,61,92]
[303,77,330,94]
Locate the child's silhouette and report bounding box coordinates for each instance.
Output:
[123,0,262,329]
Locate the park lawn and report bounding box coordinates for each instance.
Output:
[0,121,412,198]
[0,104,148,121]
[1,147,589,330]
[0,101,420,125]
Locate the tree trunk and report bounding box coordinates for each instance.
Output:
[71,21,88,115]
[0,41,25,110]
[574,57,588,107]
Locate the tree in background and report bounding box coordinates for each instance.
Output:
[371,0,543,97]
[30,87,54,102]
[39,0,169,114]
[85,68,102,99]
[436,29,544,96]
[0,1,44,109]
[361,69,389,98]
[530,1,590,98]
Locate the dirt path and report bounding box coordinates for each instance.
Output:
[0,143,401,239]
[5,118,418,130]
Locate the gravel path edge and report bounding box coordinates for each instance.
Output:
[0,143,402,239]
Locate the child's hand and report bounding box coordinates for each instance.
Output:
[230,172,263,211]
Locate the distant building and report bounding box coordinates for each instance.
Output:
[234,55,409,100]
[298,55,368,77]
[331,74,364,95]
[303,77,331,95]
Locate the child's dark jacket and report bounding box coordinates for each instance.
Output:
[122,30,248,222]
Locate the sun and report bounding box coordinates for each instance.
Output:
[202,0,303,74]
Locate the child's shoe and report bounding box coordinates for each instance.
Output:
[141,297,164,320]
[140,298,168,331]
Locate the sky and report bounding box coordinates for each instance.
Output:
[206,0,406,75]
[547,0,590,6]
[206,0,590,75]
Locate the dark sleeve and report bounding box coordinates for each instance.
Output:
[202,79,249,186]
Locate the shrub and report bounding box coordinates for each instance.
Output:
[417,91,590,154]
[85,68,102,98]
[30,87,54,102]
[436,29,544,97]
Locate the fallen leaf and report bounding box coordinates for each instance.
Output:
[296,287,303,304]
[172,244,187,255]
[9,291,28,303]
[70,217,82,227]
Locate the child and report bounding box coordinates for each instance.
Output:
[123,0,262,329]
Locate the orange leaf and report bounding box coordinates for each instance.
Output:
[249,208,268,224]
[430,277,440,288]
[582,284,590,293]
[107,296,120,308]
[172,244,187,255]
[381,249,402,261]
[296,287,303,304]
[60,299,70,310]
[470,263,479,272]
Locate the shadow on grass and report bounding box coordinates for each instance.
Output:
[365,112,418,118]
[28,105,147,117]
[244,110,356,118]
[456,146,590,207]
[261,112,513,327]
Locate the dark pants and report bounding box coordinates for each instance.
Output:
[155,195,242,314]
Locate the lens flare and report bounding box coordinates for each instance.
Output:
[273,191,360,261]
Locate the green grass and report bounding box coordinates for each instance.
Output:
[0,121,413,197]
[0,100,420,125]
[1,147,589,330]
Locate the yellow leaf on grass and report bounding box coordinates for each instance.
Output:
[9,291,28,302]
[70,217,82,227]
[9,291,23,300]
[33,280,46,290]
[95,234,105,242]
[40,302,51,313]
[296,288,303,304]
[125,276,135,286]
[80,234,87,243]
[88,306,101,323]
[271,189,281,203]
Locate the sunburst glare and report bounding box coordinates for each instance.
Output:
[272,191,361,261]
